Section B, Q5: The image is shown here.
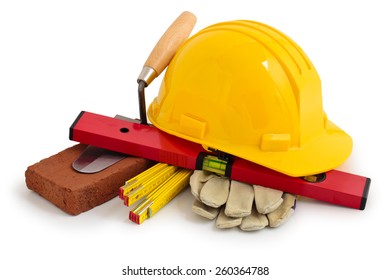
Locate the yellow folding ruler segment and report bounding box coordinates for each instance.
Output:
[119,163,168,200]
[130,168,192,224]
[148,169,192,218]
[125,164,178,206]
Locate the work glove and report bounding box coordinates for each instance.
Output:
[190,170,296,231]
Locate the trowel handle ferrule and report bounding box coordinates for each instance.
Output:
[137,66,158,86]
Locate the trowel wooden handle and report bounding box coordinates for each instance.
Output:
[138,11,196,85]
[145,11,196,74]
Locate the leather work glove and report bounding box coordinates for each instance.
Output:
[190,170,297,231]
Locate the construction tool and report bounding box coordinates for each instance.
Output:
[69,111,370,210]
[119,162,166,199]
[124,164,178,206]
[129,168,192,224]
[137,11,197,124]
[71,11,197,173]
[72,143,127,173]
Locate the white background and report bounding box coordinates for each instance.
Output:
[1,1,389,279]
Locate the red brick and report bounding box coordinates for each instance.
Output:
[25,144,153,215]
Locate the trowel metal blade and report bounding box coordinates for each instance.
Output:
[71,115,138,173]
[72,145,127,173]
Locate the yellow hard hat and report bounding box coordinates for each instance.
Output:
[147,20,352,177]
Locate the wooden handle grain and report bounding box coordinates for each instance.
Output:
[144,11,197,75]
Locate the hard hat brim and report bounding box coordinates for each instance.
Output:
[149,113,352,177]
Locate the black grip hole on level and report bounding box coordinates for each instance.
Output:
[120,127,129,133]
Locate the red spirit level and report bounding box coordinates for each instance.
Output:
[70,111,370,210]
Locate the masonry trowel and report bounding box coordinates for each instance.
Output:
[72,11,197,173]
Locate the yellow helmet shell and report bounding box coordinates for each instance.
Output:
[148,20,352,177]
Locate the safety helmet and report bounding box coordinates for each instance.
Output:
[147,20,352,177]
